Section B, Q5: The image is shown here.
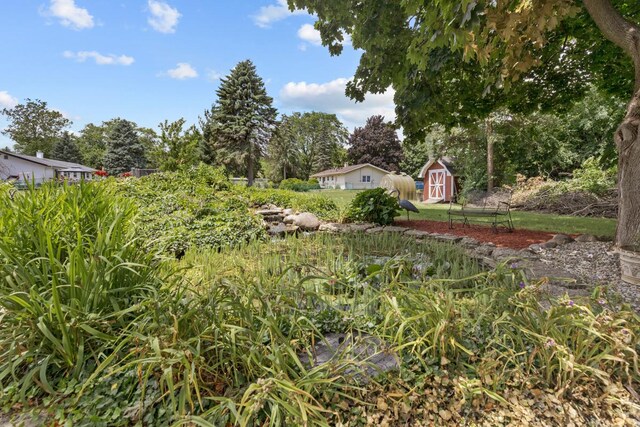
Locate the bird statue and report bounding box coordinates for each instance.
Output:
[390,189,420,220]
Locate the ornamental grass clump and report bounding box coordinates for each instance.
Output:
[0,182,166,400]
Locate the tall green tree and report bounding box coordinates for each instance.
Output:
[1,99,72,157]
[288,0,640,247]
[401,124,447,178]
[51,132,83,164]
[153,118,201,171]
[200,60,277,186]
[347,115,404,172]
[103,119,146,176]
[76,123,109,169]
[267,112,348,181]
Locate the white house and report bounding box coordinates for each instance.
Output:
[0,150,97,184]
[311,163,390,190]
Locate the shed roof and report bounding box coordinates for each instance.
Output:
[418,157,457,178]
[0,150,96,172]
[311,163,390,178]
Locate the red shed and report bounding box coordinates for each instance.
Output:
[418,157,458,202]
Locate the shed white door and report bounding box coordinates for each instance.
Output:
[429,170,445,200]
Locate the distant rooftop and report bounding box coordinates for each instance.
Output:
[1,150,96,172]
[311,163,390,178]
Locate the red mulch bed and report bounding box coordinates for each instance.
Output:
[395,220,556,250]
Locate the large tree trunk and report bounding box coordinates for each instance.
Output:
[486,118,495,193]
[583,0,640,248]
[247,140,255,187]
[615,89,640,248]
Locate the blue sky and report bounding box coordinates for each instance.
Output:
[0,0,396,149]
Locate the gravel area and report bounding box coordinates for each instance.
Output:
[535,241,640,313]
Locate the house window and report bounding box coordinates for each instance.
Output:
[73,172,77,178]
[3,154,7,160]
[362,175,371,183]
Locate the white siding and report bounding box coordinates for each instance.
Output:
[342,166,386,189]
[0,155,56,184]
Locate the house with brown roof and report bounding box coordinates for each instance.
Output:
[311,163,390,190]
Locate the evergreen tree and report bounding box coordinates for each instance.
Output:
[51,132,83,164]
[200,60,277,186]
[347,115,404,172]
[103,119,146,175]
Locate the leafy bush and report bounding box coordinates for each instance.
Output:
[346,187,399,225]
[112,164,266,253]
[279,178,321,192]
[571,157,617,195]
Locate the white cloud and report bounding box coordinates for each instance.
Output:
[207,70,223,82]
[297,23,351,49]
[63,50,135,66]
[47,0,94,30]
[147,0,181,33]
[167,63,198,79]
[252,0,306,28]
[280,78,396,130]
[0,91,18,109]
[297,24,321,45]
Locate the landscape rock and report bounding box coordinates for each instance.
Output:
[318,223,348,233]
[491,247,521,261]
[267,223,299,237]
[552,234,575,245]
[541,241,558,249]
[283,208,295,216]
[255,209,282,216]
[432,234,462,243]
[283,214,297,224]
[474,245,495,257]
[528,244,544,254]
[404,230,432,239]
[262,214,284,223]
[575,234,598,243]
[382,226,409,233]
[366,227,385,234]
[291,212,321,230]
[348,223,375,232]
[459,237,480,249]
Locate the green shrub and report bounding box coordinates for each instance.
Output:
[346,187,399,225]
[112,165,266,253]
[0,182,165,398]
[570,157,617,195]
[279,178,321,192]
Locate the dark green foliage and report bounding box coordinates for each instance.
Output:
[152,118,201,171]
[347,187,400,225]
[76,123,109,169]
[1,98,72,157]
[103,118,146,175]
[267,112,348,182]
[51,132,83,163]
[279,178,321,192]
[347,115,403,172]
[200,60,277,186]
[113,164,265,253]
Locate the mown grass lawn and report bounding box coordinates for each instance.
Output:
[312,189,617,238]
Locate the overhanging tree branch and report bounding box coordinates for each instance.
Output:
[583,0,640,91]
